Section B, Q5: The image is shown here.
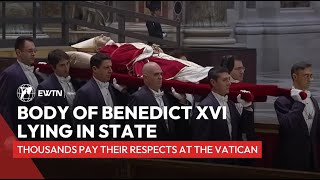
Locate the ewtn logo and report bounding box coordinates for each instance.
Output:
[17,84,36,102]
[17,84,64,102]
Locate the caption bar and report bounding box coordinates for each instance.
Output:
[13,141,262,158]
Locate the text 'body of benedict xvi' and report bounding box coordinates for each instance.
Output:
[17,105,227,139]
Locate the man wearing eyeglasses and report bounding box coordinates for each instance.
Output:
[0,36,43,137]
[220,55,246,83]
[274,61,320,172]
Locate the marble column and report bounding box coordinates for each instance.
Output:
[182,1,237,47]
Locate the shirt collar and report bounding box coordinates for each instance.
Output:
[17,59,34,72]
[93,76,109,89]
[149,88,164,97]
[292,86,311,98]
[55,73,71,83]
[212,91,228,103]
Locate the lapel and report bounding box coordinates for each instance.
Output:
[289,97,310,136]
[142,86,159,106]
[142,86,172,133]
[50,74,63,91]
[50,74,69,106]
[208,92,233,140]
[89,78,106,106]
[108,85,118,106]
[227,101,239,140]
[310,97,319,137]
[14,62,29,85]
[70,78,79,91]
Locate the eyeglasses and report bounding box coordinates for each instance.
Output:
[234,67,246,71]
[22,49,37,54]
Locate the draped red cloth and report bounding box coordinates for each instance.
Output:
[35,62,297,102]
[100,43,187,80]
[35,40,308,102]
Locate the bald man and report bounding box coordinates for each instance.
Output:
[128,62,190,140]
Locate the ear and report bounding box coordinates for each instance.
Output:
[292,73,297,80]
[92,66,97,72]
[209,79,216,87]
[16,49,21,56]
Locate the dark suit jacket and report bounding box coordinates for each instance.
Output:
[146,20,163,45]
[128,86,189,140]
[191,92,255,165]
[73,78,128,140]
[34,74,84,135]
[274,96,320,172]
[0,62,42,137]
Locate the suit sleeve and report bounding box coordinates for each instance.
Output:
[146,21,163,39]
[73,89,89,107]
[274,97,306,129]
[72,89,90,129]
[0,71,14,130]
[191,105,212,140]
[240,108,256,140]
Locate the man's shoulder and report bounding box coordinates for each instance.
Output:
[275,96,291,103]
[77,80,94,93]
[38,76,56,89]
[2,63,19,76]
[199,93,215,106]
[131,87,145,98]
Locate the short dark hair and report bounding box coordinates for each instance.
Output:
[90,52,111,68]
[220,55,243,73]
[47,49,70,68]
[208,66,229,82]
[291,61,312,80]
[14,36,34,50]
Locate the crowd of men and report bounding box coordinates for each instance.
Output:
[0,36,319,172]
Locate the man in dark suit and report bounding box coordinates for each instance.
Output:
[128,62,190,140]
[34,49,84,139]
[274,61,320,172]
[0,36,43,137]
[73,52,128,140]
[146,1,166,45]
[191,66,255,165]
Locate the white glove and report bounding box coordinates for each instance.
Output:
[162,33,167,38]
[113,78,126,92]
[237,90,252,108]
[291,89,305,103]
[171,87,187,104]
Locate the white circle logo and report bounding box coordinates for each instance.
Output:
[17,84,35,102]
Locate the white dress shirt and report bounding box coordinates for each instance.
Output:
[149,88,169,129]
[292,86,315,134]
[17,60,39,88]
[55,74,76,106]
[93,77,114,107]
[212,91,232,139]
